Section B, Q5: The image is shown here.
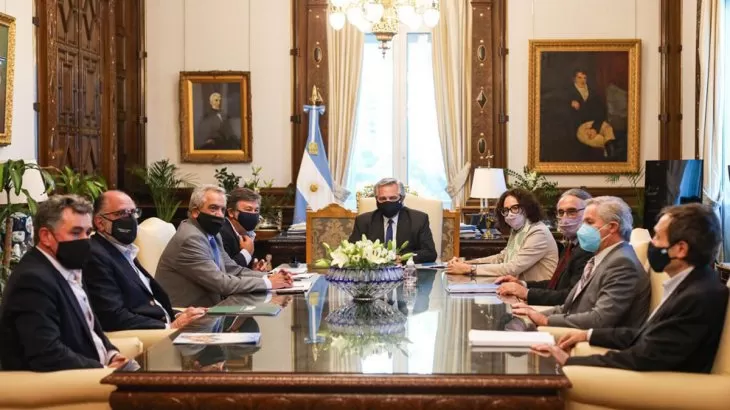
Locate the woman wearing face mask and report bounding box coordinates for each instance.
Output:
[446,188,559,282]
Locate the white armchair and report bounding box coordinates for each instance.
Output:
[133,217,176,276]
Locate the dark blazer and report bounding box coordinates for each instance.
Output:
[220,218,250,267]
[526,243,594,306]
[567,265,729,373]
[0,248,117,371]
[83,234,176,331]
[349,207,437,263]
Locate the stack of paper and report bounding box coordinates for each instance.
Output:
[173,332,261,345]
[446,282,499,294]
[274,280,313,294]
[287,222,306,236]
[460,224,479,239]
[468,330,555,347]
[206,304,282,316]
[272,264,308,275]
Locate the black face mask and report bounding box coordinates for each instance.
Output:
[647,242,675,273]
[237,211,260,232]
[55,238,91,270]
[197,212,225,236]
[109,216,138,245]
[377,200,403,219]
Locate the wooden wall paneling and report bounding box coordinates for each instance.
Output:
[470,0,507,171]
[291,0,329,183]
[659,0,682,160]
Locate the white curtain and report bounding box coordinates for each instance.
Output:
[698,0,730,259]
[327,20,364,204]
[432,0,471,208]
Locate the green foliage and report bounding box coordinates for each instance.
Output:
[132,159,196,223]
[51,166,108,201]
[214,167,242,192]
[506,166,560,210]
[242,166,274,191]
[605,166,645,227]
[315,236,413,269]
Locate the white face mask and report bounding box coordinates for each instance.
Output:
[505,213,526,231]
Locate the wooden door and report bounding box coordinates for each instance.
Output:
[37,0,118,187]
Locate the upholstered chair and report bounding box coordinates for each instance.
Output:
[306,203,357,265]
[134,217,177,277]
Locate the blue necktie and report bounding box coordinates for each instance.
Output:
[208,236,221,269]
[385,219,394,245]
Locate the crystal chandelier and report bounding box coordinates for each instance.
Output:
[328,0,440,56]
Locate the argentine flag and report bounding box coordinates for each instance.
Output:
[293,104,335,224]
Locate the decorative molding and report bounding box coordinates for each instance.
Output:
[659,0,682,160]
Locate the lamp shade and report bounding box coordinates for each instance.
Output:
[470,168,507,200]
[0,160,49,205]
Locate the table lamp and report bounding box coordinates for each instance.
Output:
[470,167,507,238]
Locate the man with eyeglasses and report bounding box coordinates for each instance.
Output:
[83,190,207,330]
[349,178,437,263]
[495,189,595,305]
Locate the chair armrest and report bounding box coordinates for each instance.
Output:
[537,326,580,340]
[107,336,143,359]
[570,341,612,357]
[0,368,114,408]
[563,365,730,410]
[106,328,176,351]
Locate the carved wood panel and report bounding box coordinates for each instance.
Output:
[37,0,118,186]
[659,0,682,160]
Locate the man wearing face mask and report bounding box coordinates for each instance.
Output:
[0,195,133,371]
[219,187,267,270]
[495,189,595,305]
[349,178,437,263]
[512,196,650,330]
[156,185,292,307]
[83,191,207,331]
[535,203,729,373]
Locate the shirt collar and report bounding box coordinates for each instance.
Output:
[37,246,80,282]
[662,265,694,295]
[100,232,139,261]
[593,241,624,268]
[383,213,400,225]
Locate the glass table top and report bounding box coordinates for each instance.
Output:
[129,270,561,376]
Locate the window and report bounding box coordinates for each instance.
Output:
[345,33,450,209]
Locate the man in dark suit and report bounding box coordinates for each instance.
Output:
[536,203,729,373]
[219,187,268,270]
[83,190,206,331]
[496,189,594,305]
[349,178,437,264]
[195,92,240,150]
[0,195,133,371]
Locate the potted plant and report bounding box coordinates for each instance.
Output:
[605,166,645,227]
[132,159,195,223]
[51,166,108,201]
[506,166,560,222]
[315,236,413,301]
[214,167,241,193]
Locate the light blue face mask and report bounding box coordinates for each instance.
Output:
[576,223,609,252]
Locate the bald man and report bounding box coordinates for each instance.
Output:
[82,190,206,331]
[195,91,240,150]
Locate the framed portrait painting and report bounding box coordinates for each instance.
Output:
[179,71,252,163]
[528,39,641,174]
[0,13,15,146]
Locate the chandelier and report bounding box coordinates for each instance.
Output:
[328,0,440,56]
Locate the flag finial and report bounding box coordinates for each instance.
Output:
[310,85,323,105]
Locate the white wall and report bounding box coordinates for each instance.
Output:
[682,0,697,160]
[507,0,661,187]
[0,0,36,161]
[146,0,292,186]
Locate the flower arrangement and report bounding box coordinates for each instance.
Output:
[315,235,413,269]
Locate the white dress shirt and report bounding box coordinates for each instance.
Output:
[647,265,694,322]
[102,234,172,326]
[382,213,400,247]
[38,247,118,365]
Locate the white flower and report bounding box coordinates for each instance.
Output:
[331,249,349,268]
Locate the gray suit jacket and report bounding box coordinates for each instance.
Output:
[155,219,267,307]
[547,241,650,329]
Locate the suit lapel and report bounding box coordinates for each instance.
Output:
[370,210,386,243]
[95,235,152,297]
[571,243,626,304]
[395,209,410,249]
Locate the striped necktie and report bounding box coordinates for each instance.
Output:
[571,256,596,302]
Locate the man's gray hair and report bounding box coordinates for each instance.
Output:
[34,194,93,243]
[560,188,592,202]
[189,184,226,214]
[586,196,633,240]
[374,178,405,198]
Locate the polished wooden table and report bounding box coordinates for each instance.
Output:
[103,271,570,409]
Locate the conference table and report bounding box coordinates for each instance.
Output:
[103,270,570,409]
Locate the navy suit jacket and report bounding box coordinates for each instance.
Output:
[83,234,176,331]
[567,265,729,373]
[0,248,117,371]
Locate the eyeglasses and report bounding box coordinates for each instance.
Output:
[499,204,522,216]
[557,207,585,218]
[101,208,142,220]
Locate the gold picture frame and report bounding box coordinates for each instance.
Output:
[528,39,641,174]
[179,71,252,163]
[0,12,15,146]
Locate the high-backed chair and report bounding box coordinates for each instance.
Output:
[306,203,357,265]
[357,194,459,261]
[134,217,177,276]
[562,279,730,410]
[0,336,143,410]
